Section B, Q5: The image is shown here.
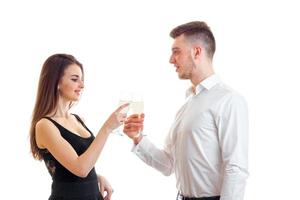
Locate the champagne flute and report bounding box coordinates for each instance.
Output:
[130,92,144,135]
[113,92,131,136]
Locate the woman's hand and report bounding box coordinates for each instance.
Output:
[98,175,113,200]
[103,103,129,133]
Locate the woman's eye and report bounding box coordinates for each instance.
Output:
[71,79,78,82]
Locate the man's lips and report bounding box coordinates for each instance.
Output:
[75,90,82,95]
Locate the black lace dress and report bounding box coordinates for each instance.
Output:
[40,115,103,200]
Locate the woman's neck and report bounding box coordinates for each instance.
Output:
[51,97,72,118]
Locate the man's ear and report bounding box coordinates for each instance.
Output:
[192,46,202,60]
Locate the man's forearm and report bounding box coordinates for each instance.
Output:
[220,165,249,200]
[132,137,174,176]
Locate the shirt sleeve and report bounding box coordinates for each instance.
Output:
[215,93,249,200]
[132,136,174,176]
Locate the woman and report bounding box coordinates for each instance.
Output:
[29,54,128,200]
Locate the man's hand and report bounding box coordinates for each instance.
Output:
[123,114,144,144]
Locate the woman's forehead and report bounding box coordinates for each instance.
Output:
[64,64,82,75]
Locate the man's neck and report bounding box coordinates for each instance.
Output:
[191,69,214,87]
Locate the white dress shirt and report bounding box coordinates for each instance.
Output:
[132,74,249,200]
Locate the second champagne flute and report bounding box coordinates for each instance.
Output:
[130,92,144,135]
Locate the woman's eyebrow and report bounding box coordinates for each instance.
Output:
[70,74,79,78]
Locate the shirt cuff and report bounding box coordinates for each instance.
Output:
[131,136,150,154]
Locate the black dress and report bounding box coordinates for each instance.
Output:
[40,115,103,200]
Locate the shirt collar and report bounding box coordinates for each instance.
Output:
[186,74,221,97]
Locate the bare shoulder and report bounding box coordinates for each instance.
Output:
[36,118,57,132]
[35,118,60,148]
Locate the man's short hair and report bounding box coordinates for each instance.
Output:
[170,21,216,59]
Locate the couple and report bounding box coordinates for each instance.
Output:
[29,21,249,200]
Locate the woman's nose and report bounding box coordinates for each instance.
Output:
[80,80,84,89]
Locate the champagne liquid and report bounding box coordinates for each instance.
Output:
[130,101,144,114]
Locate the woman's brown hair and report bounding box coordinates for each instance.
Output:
[29,54,83,160]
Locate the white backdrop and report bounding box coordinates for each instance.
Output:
[1,0,300,199]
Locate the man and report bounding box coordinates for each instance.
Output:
[124,21,249,200]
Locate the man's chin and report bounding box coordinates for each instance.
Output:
[178,74,188,80]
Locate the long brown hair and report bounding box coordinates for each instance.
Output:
[30,54,83,160]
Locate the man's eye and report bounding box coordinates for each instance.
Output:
[71,79,78,82]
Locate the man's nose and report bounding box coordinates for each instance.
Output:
[169,55,175,64]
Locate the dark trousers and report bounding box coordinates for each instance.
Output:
[177,193,220,200]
